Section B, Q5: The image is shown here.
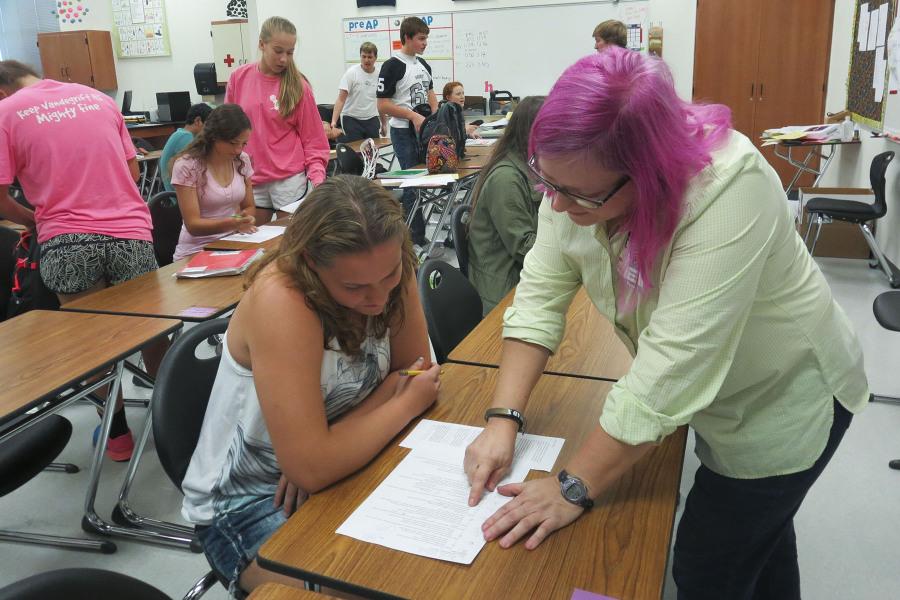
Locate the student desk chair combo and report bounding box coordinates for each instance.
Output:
[59,258,249,548]
[0,310,181,553]
[258,363,686,600]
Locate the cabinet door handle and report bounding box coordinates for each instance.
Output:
[758,83,764,100]
[750,83,755,100]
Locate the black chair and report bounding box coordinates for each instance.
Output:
[151,318,231,598]
[804,151,900,287]
[872,290,900,471]
[148,191,183,267]
[450,205,471,277]
[0,415,114,553]
[0,568,170,600]
[417,259,483,363]
[334,143,365,176]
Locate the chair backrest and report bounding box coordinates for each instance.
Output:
[451,205,471,277]
[869,150,894,218]
[335,143,365,176]
[0,568,170,600]
[151,318,229,489]
[417,259,483,363]
[148,191,183,267]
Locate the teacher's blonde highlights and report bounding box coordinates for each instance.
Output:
[259,16,304,119]
[246,175,416,356]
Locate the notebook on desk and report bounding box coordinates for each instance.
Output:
[176,249,263,278]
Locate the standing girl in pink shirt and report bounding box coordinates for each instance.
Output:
[171,104,257,260]
[225,16,330,224]
[0,60,166,461]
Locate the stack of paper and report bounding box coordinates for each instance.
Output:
[760,123,841,146]
[398,174,459,188]
[336,420,564,564]
[465,138,497,147]
[220,224,286,243]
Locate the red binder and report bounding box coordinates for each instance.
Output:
[176,249,263,278]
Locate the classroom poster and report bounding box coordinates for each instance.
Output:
[110,0,172,58]
[847,0,894,130]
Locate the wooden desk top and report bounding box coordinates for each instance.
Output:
[259,364,685,600]
[449,287,633,381]
[248,583,339,599]
[0,311,180,425]
[60,258,245,321]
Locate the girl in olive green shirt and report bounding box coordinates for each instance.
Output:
[467,96,544,315]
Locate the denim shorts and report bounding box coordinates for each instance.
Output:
[196,495,287,596]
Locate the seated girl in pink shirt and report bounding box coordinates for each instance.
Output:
[171,104,257,260]
[225,16,330,224]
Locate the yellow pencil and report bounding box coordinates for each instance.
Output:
[399,369,444,376]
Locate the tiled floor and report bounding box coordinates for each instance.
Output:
[1,257,898,599]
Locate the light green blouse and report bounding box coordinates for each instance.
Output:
[503,132,868,479]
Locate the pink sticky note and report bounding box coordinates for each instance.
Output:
[178,306,219,318]
[571,590,618,600]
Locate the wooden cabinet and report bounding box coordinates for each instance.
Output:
[211,19,255,85]
[693,0,835,186]
[37,30,117,91]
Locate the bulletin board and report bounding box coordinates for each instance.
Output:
[110,0,171,58]
[847,0,894,130]
[341,0,650,97]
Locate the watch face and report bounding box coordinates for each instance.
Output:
[563,480,586,502]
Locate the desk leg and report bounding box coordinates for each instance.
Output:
[81,361,194,549]
[425,181,462,256]
[784,147,818,198]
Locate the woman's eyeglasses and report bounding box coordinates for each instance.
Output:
[527,154,629,209]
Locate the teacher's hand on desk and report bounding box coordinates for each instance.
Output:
[482,476,584,550]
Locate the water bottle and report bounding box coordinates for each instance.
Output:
[841,116,855,142]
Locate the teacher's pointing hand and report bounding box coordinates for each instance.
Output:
[464,418,518,506]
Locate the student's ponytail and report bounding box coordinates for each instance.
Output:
[259,16,303,119]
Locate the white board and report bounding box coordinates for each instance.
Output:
[341,1,649,99]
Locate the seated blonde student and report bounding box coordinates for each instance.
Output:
[180,175,440,595]
[171,104,257,260]
[467,96,545,315]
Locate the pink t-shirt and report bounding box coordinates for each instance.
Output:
[170,152,254,260]
[0,80,151,244]
[225,63,330,186]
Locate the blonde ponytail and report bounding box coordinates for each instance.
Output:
[259,16,303,119]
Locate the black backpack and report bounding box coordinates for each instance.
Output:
[6,229,60,320]
[417,101,467,163]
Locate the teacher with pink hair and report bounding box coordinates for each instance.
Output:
[463,48,867,600]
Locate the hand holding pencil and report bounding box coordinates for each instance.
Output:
[394,357,440,416]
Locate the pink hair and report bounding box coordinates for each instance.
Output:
[529,48,731,297]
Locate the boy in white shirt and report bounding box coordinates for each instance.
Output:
[331,42,387,143]
[376,17,438,247]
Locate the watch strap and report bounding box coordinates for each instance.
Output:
[483,407,526,432]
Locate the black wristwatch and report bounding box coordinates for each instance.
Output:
[558,470,593,509]
[483,407,526,432]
